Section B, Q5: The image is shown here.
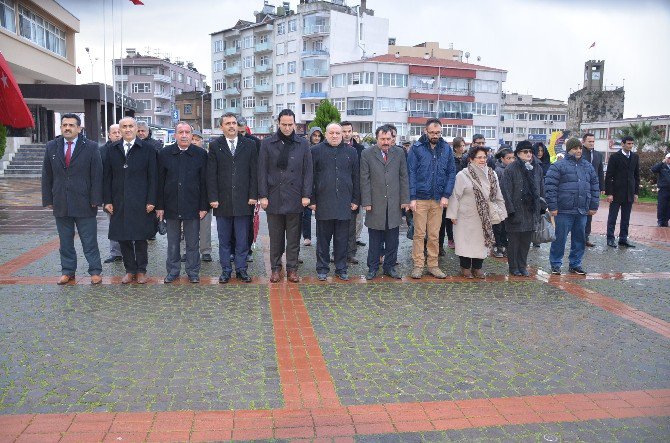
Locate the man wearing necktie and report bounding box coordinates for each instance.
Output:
[41,113,103,285]
[581,133,605,247]
[605,136,640,248]
[207,113,258,283]
[103,117,157,284]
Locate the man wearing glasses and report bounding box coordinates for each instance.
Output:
[460,134,496,169]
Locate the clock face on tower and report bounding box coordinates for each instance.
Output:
[592,72,601,80]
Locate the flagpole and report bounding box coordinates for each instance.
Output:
[102,0,108,140]
[120,0,124,118]
[111,0,117,123]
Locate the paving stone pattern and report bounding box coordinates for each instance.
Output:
[0,233,56,266]
[0,284,283,414]
[300,282,670,406]
[356,416,670,442]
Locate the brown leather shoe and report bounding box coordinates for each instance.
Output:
[121,273,135,284]
[460,267,473,279]
[270,268,282,283]
[90,275,102,285]
[57,275,74,285]
[136,273,148,284]
[472,268,486,279]
[287,270,299,283]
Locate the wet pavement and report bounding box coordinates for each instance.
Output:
[0,178,668,442]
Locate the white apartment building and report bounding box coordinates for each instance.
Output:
[210,0,388,135]
[500,93,567,147]
[327,55,507,143]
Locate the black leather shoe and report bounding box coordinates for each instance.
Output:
[569,266,587,275]
[438,247,446,257]
[189,275,200,283]
[550,267,561,275]
[365,270,377,280]
[356,240,366,247]
[164,275,178,283]
[201,254,212,262]
[618,240,635,248]
[236,270,252,283]
[104,256,122,263]
[347,257,359,264]
[218,274,231,284]
[607,239,617,248]
[383,268,402,279]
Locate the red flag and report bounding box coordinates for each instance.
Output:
[0,51,35,128]
[129,0,144,4]
[588,42,596,49]
[76,66,81,74]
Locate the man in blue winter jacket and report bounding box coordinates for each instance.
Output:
[544,137,600,275]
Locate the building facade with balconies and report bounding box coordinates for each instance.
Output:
[210,0,388,135]
[328,55,507,142]
[113,49,206,128]
[500,94,567,148]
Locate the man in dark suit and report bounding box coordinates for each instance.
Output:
[582,133,605,247]
[103,117,157,284]
[310,123,360,281]
[605,135,640,248]
[360,125,409,280]
[207,113,258,283]
[258,109,313,283]
[156,122,208,284]
[42,113,103,285]
[137,121,162,152]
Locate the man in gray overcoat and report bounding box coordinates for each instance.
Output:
[360,125,410,280]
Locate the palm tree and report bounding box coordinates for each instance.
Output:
[618,122,662,151]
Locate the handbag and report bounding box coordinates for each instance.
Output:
[406,211,414,240]
[532,212,555,244]
[157,217,167,235]
[488,200,507,225]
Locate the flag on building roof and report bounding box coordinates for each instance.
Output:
[129,0,144,5]
[588,42,596,49]
[76,66,81,74]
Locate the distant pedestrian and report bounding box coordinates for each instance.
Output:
[360,125,409,280]
[533,142,551,176]
[207,113,258,283]
[545,138,599,275]
[446,145,507,279]
[100,123,123,264]
[137,121,162,152]
[103,117,158,284]
[258,109,313,283]
[310,123,360,281]
[302,126,324,247]
[491,145,515,258]
[408,119,456,279]
[156,122,208,284]
[605,136,640,248]
[501,141,546,276]
[42,113,103,285]
[581,133,605,247]
[651,153,670,227]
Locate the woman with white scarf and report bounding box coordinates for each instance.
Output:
[446,145,507,278]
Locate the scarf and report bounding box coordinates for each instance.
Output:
[519,158,539,213]
[277,129,295,170]
[467,163,498,248]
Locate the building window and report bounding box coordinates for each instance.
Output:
[377,98,407,112]
[276,83,284,95]
[411,76,436,91]
[171,70,176,80]
[186,76,192,86]
[502,127,514,134]
[331,98,345,112]
[287,40,297,53]
[133,66,153,76]
[178,72,184,82]
[213,60,224,72]
[378,73,408,88]
[214,98,224,110]
[258,55,271,66]
[184,104,192,114]
[18,5,66,57]
[548,114,566,122]
[331,73,346,88]
[529,127,547,135]
[347,72,374,85]
[1,0,16,32]
[529,113,547,121]
[243,76,254,89]
[475,126,496,139]
[276,42,285,55]
[214,79,224,91]
[213,39,223,52]
[287,61,296,74]
[287,82,295,94]
[242,35,254,49]
[515,127,526,137]
[472,79,499,93]
[472,103,497,116]
[439,77,470,94]
[277,21,285,35]
[438,101,473,119]
[257,33,269,44]
[276,103,284,114]
[132,82,152,93]
[243,56,254,68]
[136,116,152,125]
[516,113,527,120]
[288,19,297,32]
[242,96,256,108]
[347,97,373,116]
[443,125,472,138]
[136,99,152,113]
[276,63,285,75]
[287,102,295,111]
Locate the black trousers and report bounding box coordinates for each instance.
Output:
[493,223,508,248]
[119,240,148,274]
[585,214,593,240]
[506,231,533,273]
[607,201,633,241]
[316,219,349,275]
[439,208,454,246]
[267,213,301,272]
[459,256,484,270]
[347,210,358,259]
[657,187,670,227]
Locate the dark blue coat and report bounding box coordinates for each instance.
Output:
[407,137,456,201]
[605,150,640,203]
[311,141,360,221]
[651,161,670,190]
[157,143,208,220]
[544,154,600,215]
[207,136,258,217]
[103,138,157,240]
[41,136,102,218]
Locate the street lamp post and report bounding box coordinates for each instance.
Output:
[84,47,98,84]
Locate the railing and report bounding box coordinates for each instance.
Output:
[114,74,128,82]
[224,46,240,56]
[301,49,329,57]
[408,110,436,118]
[301,69,328,78]
[223,87,240,96]
[254,126,272,133]
[437,87,473,96]
[347,109,373,116]
[154,90,171,100]
[224,106,240,114]
[254,41,273,52]
[224,66,241,76]
[154,108,171,116]
[254,105,271,113]
[300,91,327,99]
[254,64,272,74]
[303,24,330,36]
[153,74,171,83]
[253,84,273,94]
[253,24,273,34]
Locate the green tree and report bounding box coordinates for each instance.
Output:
[309,99,340,130]
[618,121,662,152]
[0,124,6,160]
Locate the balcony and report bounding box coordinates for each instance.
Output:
[223,87,240,96]
[254,23,273,34]
[153,74,171,83]
[254,105,271,113]
[224,46,240,56]
[410,87,436,94]
[301,49,329,57]
[301,68,328,78]
[154,90,171,100]
[300,91,327,100]
[254,64,272,74]
[303,24,330,36]
[154,108,171,116]
[114,74,128,82]
[254,126,272,133]
[254,41,273,53]
[224,66,241,76]
[347,109,373,116]
[409,110,437,118]
[224,106,240,114]
[253,84,273,94]
[437,87,473,97]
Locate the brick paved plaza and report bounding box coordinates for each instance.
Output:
[0,178,668,442]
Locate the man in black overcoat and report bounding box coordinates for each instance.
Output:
[605,135,640,248]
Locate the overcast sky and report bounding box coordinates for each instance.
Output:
[60,0,670,118]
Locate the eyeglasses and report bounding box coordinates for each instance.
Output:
[519,149,532,154]
[474,155,488,160]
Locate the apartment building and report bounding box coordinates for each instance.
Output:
[327,55,507,143]
[210,0,388,135]
[113,49,206,128]
[500,94,567,147]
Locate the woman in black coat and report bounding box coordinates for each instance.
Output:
[501,140,546,276]
[533,142,551,176]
